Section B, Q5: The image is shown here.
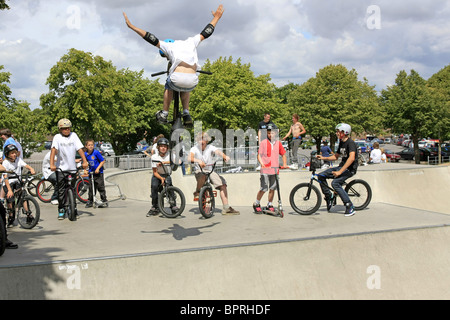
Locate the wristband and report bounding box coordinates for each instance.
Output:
[143,32,159,46]
[200,23,215,39]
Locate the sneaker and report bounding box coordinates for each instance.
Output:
[5,239,18,249]
[7,216,14,228]
[222,207,240,215]
[289,163,298,170]
[155,110,168,123]
[58,209,65,220]
[325,195,334,211]
[253,203,262,213]
[98,201,109,208]
[146,207,159,217]
[266,205,275,212]
[51,199,59,205]
[85,201,93,208]
[344,203,355,217]
[183,114,193,127]
[170,205,179,213]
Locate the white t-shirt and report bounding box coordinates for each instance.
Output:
[151,152,172,176]
[190,143,218,172]
[42,151,57,179]
[3,157,27,184]
[158,34,202,75]
[370,149,382,164]
[51,132,84,171]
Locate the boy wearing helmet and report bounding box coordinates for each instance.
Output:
[2,144,36,227]
[84,139,108,208]
[123,5,224,127]
[316,123,358,217]
[148,137,176,216]
[50,119,88,220]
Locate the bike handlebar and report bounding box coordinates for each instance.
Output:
[151,70,212,77]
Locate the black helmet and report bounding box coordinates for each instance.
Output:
[266,124,278,131]
[157,138,170,146]
[4,143,18,156]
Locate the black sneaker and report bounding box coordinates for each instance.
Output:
[325,195,334,211]
[344,203,355,217]
[253,203,262,213]
[183,114,193,127]
[156,110,168,123]
[85,202,93,208]
[6,239,18,249]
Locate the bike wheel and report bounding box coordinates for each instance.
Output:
[158,186,186,218]
[17,195,40,229]
[27,178,40,197]
[199,187,215,218]
[289,183,322,215]
[0,215,6,256]
[36,180,55,203]
[66,188,77,221]
[75,178,90,203]
[345,179,372,211]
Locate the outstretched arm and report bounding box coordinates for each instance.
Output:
[200,4,224,41]
[123,12,160,47]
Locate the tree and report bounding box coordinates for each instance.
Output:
[288,64,380,150]
[0,0,10,10]
[40,49,165,155]
[190,57,290,136]
[427,65,450,142]
[0,65,47,156]
[381,70,437,164]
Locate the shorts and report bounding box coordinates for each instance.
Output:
[195,171,227,189]
[165,72,198,92]
[260,174,277,192]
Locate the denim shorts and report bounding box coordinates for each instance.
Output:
[165,73,198,92]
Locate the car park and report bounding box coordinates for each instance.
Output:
[100,143,115,156]
[355,140,371,153]
[397,147,437,161]
[384,150,401,162]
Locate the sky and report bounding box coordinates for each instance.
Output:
[1,0,449,109]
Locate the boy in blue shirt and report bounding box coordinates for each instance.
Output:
[84,140,108,208]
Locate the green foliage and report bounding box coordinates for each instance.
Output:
[288,64,380,149]
[190,57,291,135]
[427,65,450,141]
[40,48,165,155]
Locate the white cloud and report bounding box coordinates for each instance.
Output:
[1,0,449,108]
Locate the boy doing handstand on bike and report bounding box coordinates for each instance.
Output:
[316,123,358,217]
[123,5,225,127]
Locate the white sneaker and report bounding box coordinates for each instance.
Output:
[289,163,298,170]
[51,199,59,205]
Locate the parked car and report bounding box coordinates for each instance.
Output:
[428,147,450,157]
[384,138,392,144]
[397,148,438,161]
[100,143,115,156]
[384,150,401,162]
[355,140,371,153]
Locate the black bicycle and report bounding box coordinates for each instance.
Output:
[4,170,41,229]
[151,64,212,132]
[153,160,186,218]
[56,167,85,221]
[194,162,219,219]
[0,209,6,256]
[289,154,372,215]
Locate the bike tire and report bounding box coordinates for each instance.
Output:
[75,178,90,203]
[345,179,372,211]
[289,183,322,215]
[158,186,186,218]
[0,215,6,256]
[17,195,40,229]
[27,178,40,197]
[36,180,55,203]
[66,188,77,221]
[199,186,215,219]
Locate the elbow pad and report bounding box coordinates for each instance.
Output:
[200,23,215,39]
[143,32,159,46]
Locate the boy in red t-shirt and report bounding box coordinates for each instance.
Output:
[253,125,287,213]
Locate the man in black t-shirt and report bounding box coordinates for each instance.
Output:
[258,112,275,142]
[316,123,358,216]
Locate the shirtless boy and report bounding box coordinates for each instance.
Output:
[282,114,306,169]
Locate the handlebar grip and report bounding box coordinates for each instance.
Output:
[151,71,168,77]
